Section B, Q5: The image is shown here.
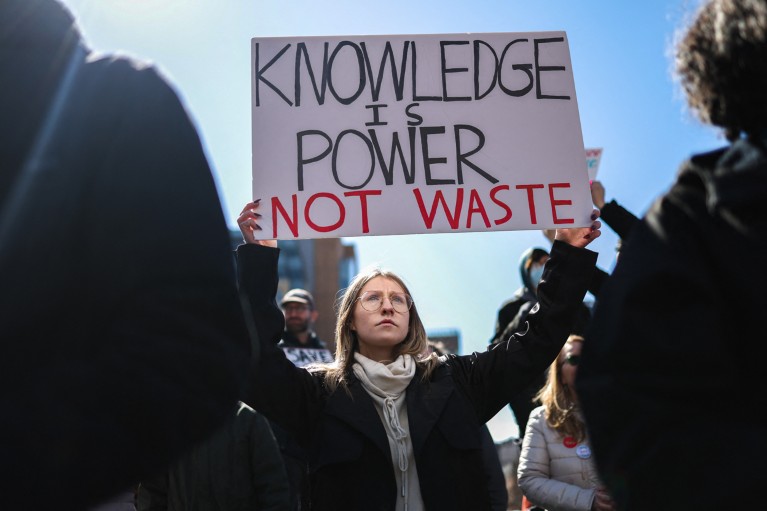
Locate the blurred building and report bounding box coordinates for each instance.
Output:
[426,328,461,355]
[230,231,358,351]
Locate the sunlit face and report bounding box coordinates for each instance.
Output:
[351,276,410,362]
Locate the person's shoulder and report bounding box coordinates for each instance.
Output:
[648,146,729,231]
[529,405,546,420]
[685,145,731,174]
[308,332,329,349]
[421,354,452,379]
[500,289,526,306]
[673,140,766,239]
[83,52,160,82]
[519,406,547,439]
[79,52,179,107]
[278,333,310,349]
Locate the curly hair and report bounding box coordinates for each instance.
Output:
[675,0,767,141]
[535,334,587,442]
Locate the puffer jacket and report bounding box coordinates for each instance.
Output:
[517,407,602,511]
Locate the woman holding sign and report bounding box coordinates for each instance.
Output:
[237,200,601,511]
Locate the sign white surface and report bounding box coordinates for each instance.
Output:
[251,32,591,239]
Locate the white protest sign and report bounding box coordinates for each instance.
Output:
[585,147,603,181]
[251,32,591,239]
[282,347,334,367]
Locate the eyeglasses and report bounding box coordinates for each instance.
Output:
[564,354,580,366]
[357,290,413,314]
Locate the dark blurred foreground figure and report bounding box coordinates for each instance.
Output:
[137,402,290,511]
[576,1,767,509]
[0,1,253,509]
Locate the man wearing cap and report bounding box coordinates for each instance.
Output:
[276,289,331,510]
[279,289,328,352]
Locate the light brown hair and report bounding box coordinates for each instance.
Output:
[535,334,587,442]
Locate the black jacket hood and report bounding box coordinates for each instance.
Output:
[683,129,767,240]
[0,0,82,50]
[0,0,88,206]
[517,246,549,292]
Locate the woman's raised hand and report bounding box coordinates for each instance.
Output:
[238,200,277,248]
[554,208,602,249]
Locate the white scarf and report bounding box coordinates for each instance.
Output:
[352,353,423,511]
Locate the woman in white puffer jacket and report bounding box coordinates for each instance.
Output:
[517,335,615,511]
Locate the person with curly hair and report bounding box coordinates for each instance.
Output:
[576,1,767,509]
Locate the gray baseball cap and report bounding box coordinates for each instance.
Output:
[280,288,315,309]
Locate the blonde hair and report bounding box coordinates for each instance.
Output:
[535,334,587,442]
[315,266,439,393]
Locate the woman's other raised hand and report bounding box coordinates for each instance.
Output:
[554,209,602,249]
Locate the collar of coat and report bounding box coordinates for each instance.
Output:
[323,363,455,459]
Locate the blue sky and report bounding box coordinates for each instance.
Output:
[62,0,718,439]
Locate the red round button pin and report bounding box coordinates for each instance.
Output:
[563,436,577,448]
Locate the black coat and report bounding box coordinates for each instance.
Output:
[0,1,252,508]
[576,133,767,510]
[598,199,638,241]
[238,241,596,511]
[137,402,290,511]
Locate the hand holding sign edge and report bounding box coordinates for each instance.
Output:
[238,200,278,248]
[554,208,601,249]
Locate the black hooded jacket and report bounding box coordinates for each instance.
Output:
[576,131,767,510]
[489,247,549,346]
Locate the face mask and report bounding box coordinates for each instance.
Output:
[529,265,544,289]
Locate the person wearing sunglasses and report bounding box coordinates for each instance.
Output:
[517,335,615,511]
[236,201,601,511]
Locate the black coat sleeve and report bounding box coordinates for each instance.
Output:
[600,199,639,240]
[236,243,327,448]
[448,241,597,423]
